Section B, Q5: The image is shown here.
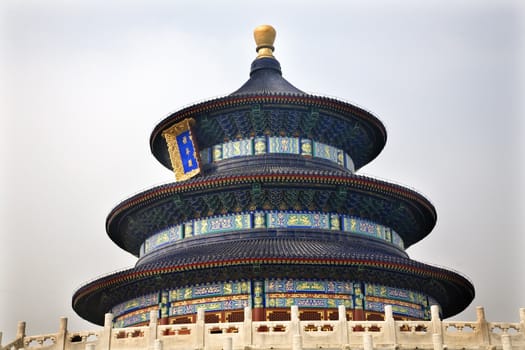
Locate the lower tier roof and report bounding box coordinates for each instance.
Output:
[72,232,474,325]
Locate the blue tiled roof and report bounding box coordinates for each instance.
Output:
[230,57,304,96]
[135,230,408,267]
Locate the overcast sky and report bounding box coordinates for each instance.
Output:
[1,0,524,343]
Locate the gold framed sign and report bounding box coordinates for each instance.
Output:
[162,118,201,181]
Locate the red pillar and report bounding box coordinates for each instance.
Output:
[353,308,365,321]
[252,307,266,321]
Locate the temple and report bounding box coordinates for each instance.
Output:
[71,24,474,327]
[2,25,523,350]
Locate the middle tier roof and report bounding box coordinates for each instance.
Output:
[106,168,436,256]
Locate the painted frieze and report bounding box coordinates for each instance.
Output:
[111,293,159,317]
[266,212,330,229]
[143,226,183,255]
[364,283,432,319]
[199,136,355,172]
[193,214,251,235]
[265,279,354,309]
[113,306,158,328]
[169,281,251,316]
[139,212,404,257]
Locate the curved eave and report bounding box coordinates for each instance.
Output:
[72,256,474,325]
[149,93,387,171]
[105,172,436,256]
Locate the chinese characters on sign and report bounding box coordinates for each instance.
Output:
[176,131,199,173]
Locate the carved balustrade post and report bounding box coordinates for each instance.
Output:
[476,306,490,346]
[520,308,525,332]
[290,305,299,334]
[338,304,348,345]
[57,317,68,350]
[16,321,26,339]
[100,313,113,350]
[290,306,301,350]
[195,308,205,350]
[429,304,444,349]
[383,305,397,348]
[243,306,252,347]
[430,305,442,335]
[149,310,158,349]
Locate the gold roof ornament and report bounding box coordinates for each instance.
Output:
[254,24,276,59]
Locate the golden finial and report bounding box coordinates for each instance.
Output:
[254,24,276,58]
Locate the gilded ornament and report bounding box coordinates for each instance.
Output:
[254,24,276,58]
[162,118,201,181]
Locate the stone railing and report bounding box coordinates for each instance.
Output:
[2,306,524,350]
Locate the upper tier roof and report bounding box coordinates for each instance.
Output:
[150,26,387,172]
